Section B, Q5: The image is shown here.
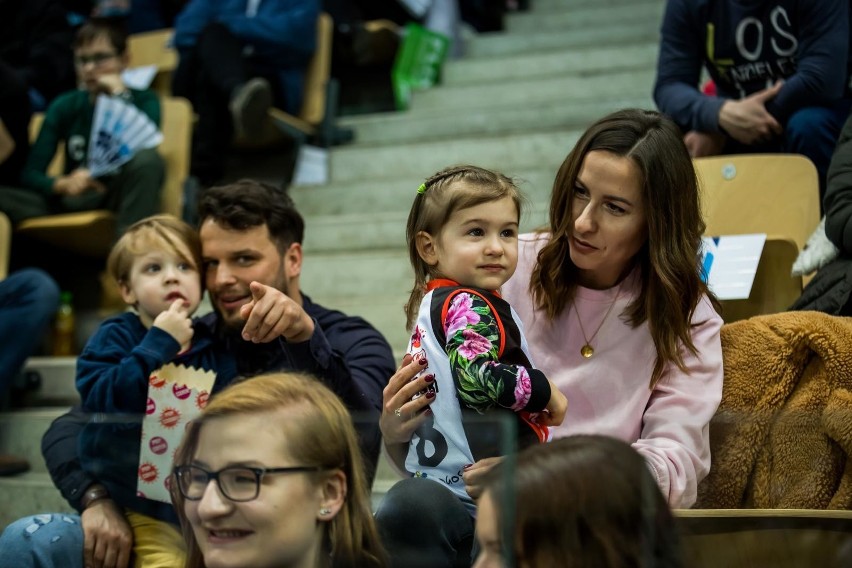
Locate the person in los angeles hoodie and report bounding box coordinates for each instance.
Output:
[653,0,852,198]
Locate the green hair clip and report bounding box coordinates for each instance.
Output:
[417,183,427,194]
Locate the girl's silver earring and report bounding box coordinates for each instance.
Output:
[319,508,331,516]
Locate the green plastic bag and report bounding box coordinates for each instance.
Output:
[392,23,450,111]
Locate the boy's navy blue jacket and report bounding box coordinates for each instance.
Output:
[47,294,394,514]
[76,312,238,524]
[654,0,851,132]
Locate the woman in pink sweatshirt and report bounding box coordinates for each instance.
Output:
[377,109,724,567]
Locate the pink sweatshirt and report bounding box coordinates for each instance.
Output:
[502,233,723,508]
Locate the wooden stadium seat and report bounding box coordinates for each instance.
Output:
[695,154,820,252]
[127,28,178,97]
[0,211,10,281]
[695,154,819,321]
[16,96,193,258]
[676,509,852,568]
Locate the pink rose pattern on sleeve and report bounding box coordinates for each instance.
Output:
[444,293,480,337]
[444,292,538,413]
[511,367,532,410]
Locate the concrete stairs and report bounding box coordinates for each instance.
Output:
[0,0,664,531]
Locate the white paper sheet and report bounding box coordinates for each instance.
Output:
[700,234,767,300]
[292,145,329,186]
[121,65,159,90]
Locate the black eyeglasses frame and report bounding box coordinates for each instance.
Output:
[173,464,324,502]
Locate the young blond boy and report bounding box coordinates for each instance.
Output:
[75,214,237,566]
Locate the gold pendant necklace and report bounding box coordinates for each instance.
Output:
[573,285,622,359]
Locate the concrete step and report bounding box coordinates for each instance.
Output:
[409,69,653,112]
[443,42,659,85]
[16,357,79,407]
[300,202,549,254]
[506,0,664,33]
[530,0,565,8]
[292,167,556,217]
[0,407,69,474]
[466,22,659,58]
[0,473,72,531]
[301,249,410,300]
[535,0,660,10]
[339,95,653,146]
[329,129,580,183]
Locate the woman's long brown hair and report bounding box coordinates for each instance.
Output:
[530,109,718,387]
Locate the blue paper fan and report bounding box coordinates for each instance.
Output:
[88,94,163,177]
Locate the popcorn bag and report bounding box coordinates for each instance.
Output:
[137,363,216,503]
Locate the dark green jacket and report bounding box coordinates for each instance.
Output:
[21,88,160,196]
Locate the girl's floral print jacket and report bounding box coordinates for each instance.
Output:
[417,279,552,419]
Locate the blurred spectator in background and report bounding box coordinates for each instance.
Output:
[0,268,60,475]
[791,110,852,316]
[171,0,320,186]
[0,50,61,477]
[654,0,852,199]
[0,18,163,239]
[0,61,32,190]
[0,0,76,112]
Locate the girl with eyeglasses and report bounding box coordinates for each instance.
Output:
[171,372,388,568]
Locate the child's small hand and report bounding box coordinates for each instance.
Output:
[54,169,104,196]
[462,457,504,501]
[153,299,194,352]
[97,73,127,96]
[540,379,567,426]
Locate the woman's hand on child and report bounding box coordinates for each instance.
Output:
[380,353,434,445]
[541,380,567,427]
[153,299,194,352]
[238,281,315,344]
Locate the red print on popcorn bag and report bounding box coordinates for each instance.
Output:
[160,407,181,429]
[149,436,168,455]
[139,462,158,485]
[149,373,166,389]
[139,363,217,503]
[196,390,209,410]
[146,397,156,415]
[173,383,192,400]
